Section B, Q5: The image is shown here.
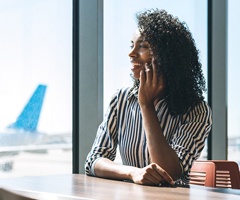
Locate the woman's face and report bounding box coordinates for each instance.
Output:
[129,29,152,79]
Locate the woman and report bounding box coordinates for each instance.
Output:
[85,9,212,186]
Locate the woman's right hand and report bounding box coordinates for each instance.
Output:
[138,59,165,108]
[130,163,174,186]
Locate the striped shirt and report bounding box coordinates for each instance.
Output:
[85,86,212,184]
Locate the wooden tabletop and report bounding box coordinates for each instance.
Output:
[0,174,240,200]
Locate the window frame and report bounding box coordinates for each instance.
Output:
[73,0,229,173]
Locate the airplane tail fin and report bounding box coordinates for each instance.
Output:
[8,84,47,132]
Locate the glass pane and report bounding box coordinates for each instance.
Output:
[0,0,72,177]
[228,0,240,165]
[104,0,208,162]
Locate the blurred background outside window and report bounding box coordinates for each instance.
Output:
[0,0,72,178]
[227,0,240,165]
[104,0,208,163]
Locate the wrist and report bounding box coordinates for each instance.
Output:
[139,103,155,112]
[127,166,138,181]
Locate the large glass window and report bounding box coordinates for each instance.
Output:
[104,0,208,162]
[228,0,240,165]
[0,0,72,177]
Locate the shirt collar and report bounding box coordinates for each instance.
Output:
[127,80,140,100]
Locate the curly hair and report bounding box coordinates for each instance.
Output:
[136,9,206,115]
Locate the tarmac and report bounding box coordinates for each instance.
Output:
[0,149,72,178]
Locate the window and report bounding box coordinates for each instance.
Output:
[0,0,72,177]
[227,0,240,165]
[104,0,208,161]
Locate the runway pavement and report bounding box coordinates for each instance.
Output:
[0,149,72,178]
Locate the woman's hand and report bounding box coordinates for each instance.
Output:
[138,58,165,107]
[130,163,174,186]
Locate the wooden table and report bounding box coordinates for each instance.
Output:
[0,174,240,200]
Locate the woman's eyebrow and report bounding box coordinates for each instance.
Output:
[130,40,144,43]
[130,40,148,45]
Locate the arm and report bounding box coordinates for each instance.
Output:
[85,91,119,176]
[138,59,182,180]
[171,102,212,177]
[94,158,174,186]
[139,103,182,179]
[85,89,174,186]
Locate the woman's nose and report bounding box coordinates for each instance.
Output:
[128,47,137,58]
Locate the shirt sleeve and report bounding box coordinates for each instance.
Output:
[170,101,212,182]
[85,91,119,176]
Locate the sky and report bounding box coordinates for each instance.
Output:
[0,0,239,138]
[227,0,240,138]
[104,0,208,107]
[103,0,240,138]
[0,0,72,134]
[104,0,207,95]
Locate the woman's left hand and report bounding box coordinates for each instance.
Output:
[138,58,165,107]
[130,163,174,186]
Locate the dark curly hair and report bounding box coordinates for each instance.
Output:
[136,9,206,115]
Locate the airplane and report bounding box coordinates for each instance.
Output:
[0,84,72,171]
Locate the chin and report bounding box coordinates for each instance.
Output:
[131,71,140,79]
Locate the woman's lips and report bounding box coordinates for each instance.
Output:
[131,63,143,70]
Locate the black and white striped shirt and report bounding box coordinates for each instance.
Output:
[85,86,212,184]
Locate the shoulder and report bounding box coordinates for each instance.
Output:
[111,87,132,100]
[107,87,132,108]
[118,87,132,95]
[185,100,212,122]
[192,101,212,115]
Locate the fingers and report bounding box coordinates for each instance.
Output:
[143,174,162,186]
[143,59,160,85]
[140,58,158,83]
[139,62,152,87]
[139,69,145,88]
[133,164,174,186]
[146,167,164,185]
[144,63,153,82]
[153,164,175,186]
[138,166,164,186]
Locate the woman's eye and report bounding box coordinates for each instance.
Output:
[139,43,148,48]
[130,43,148,49]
